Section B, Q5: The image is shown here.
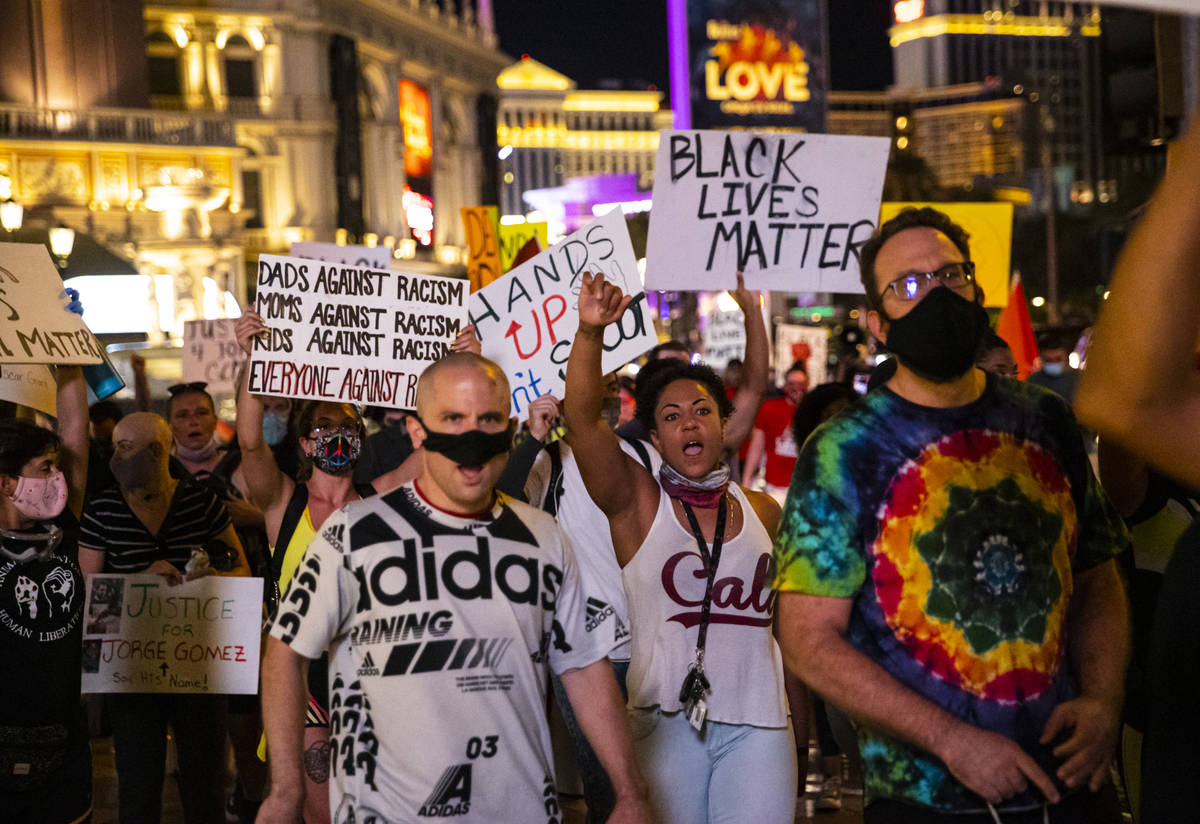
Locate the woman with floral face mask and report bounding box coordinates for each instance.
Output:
[234,310,383,824]
[0,366,93,824]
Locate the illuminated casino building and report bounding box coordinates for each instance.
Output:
[495,57,673,224]
[0,0,507,357]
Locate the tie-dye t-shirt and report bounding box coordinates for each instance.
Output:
[773,375,1129,813]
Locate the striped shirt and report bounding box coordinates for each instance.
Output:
[78,481,231,573]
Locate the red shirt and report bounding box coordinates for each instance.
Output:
[753,398,799,488]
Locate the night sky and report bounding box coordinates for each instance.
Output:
[493,0,895,95]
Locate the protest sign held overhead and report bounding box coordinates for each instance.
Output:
[645,130,890,294]
[82,574,263,694]
[0,243,103,365]
[774,323,828,386]
[499,221,548,272]
[182,319,246,394]
[470,208,656,416]
[462,206,503,291]
[248,254,469,409]
[290,241,391,271]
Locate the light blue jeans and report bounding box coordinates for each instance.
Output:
[628,706,797,824]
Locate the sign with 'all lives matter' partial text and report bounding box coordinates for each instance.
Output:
[248,255,469,409]
[645,130,890,294]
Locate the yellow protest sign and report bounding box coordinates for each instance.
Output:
[498,222,549,272]
[461,207,503,292]
[879,202,1014,308]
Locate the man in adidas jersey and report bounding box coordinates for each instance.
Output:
[257,352,652,824]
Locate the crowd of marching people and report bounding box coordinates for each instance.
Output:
[6,118,1200,824]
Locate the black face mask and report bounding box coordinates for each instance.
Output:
[414,416,514,468]
[883,287,989,383]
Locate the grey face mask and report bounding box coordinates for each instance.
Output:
[600,396,622,430]
[110,447,159,489]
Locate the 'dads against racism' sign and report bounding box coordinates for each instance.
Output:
[470,208,657,416]
[0,243,103,365]
[645,130,890,293]
[248,256,469,409]
[81,575,263,694]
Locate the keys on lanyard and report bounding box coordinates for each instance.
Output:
[678,494,727,732]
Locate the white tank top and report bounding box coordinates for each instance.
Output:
[622,482,788,727]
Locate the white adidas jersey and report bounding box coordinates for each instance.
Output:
[524,438,661,661]
[269,482,608,823]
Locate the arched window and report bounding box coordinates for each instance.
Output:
[223,34,258,99]
[146,31,183,98]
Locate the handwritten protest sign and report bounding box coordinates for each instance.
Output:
[702,309,746,371]
[462,207,503,291]
[880,202,1014,309]
[0,365,57,415]
[469,209,657,416]
[645,130,890,293]
[0,243,103,365]
[248,255,469,409]
[81,574,263,694]
[499,221,548,272]
[182,319,245,394]
[290,241,391,271]
[774,323,828,386]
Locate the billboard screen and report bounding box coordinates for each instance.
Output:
[681,0,828,132]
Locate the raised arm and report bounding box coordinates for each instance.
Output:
[54,366,88,519]
[234,311,294,527]
[1076,117,1200,487]
[563,273,658,523]
[130,353,151,412]
[722,274,768,451]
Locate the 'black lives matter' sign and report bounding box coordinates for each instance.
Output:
[645,130,889,294]
[248,254,468,409]
[0,243,103,365]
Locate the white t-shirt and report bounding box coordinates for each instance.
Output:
[524,438,660,662]
[268,482,607,823]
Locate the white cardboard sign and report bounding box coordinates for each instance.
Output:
[0,365,57,415]
[248,255,470,409]
[469,209,657,416]
[645,130,890,294]
[0,243,103,365]
[182,319,245,395]
[774,323,829,387]
[81,574,263,694]
[1096,0,1197,13]
[290,241,392,271]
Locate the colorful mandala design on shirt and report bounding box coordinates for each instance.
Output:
[871,430,1076,702]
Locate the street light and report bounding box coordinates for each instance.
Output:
[0,199,22,233]
[48,223,76,268]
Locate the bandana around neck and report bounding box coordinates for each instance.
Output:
[659,462,730,509]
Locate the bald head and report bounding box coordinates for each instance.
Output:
[113,412,172,451]
[416,352,510,419]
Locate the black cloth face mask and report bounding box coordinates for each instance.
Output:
[414,415,514,468]
[882,286,989,383]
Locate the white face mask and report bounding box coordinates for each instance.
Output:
[9,469,68,522]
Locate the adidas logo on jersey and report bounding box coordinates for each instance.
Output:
[585,597,615,633]
[613,615,630,643]
[419,763,472,816]
[357,651,380,677]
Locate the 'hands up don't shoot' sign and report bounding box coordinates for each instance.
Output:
[469,209,657,416]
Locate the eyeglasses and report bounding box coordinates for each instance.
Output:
[882,262,976,302]
[167,381,209,396]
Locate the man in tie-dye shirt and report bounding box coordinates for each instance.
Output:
[774,208,1130,823]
